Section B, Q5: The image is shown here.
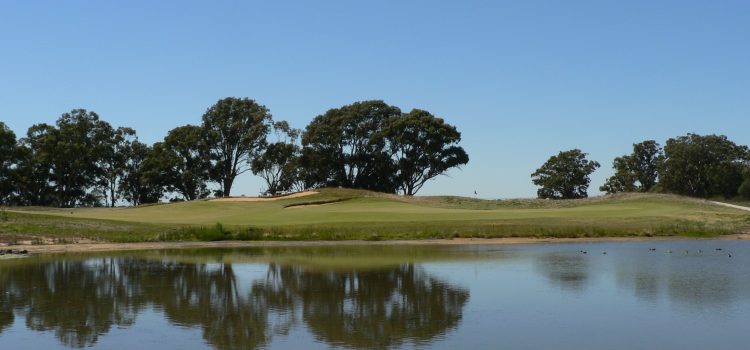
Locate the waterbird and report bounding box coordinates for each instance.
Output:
[729,254,732,258]
[716,248,723,251]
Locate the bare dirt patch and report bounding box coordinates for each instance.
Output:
[711,201,750,212]
[209,191,319,202]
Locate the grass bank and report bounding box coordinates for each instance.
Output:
[2,189,749,244]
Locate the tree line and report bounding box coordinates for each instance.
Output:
[531,135,750,200]
[0,98,469,207]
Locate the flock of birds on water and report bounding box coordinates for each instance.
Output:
[578,247,733,258]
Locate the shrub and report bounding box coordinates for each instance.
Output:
[739,179,750,199]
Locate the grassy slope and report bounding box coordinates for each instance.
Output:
[2,188,749,242]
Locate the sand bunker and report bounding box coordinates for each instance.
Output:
[209,191,319,202]
[285,202,333,209]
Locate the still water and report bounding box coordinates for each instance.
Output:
[1,240,749,349]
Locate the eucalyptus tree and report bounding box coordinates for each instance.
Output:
[119,140,163,205]
[531,149,600,199]
[0,122,17,204]
[301,100,401,191]
[600,140,663,194]
[98,126,136,207]
[202,97,272,197]
[659,134,748,198]
[378,109,468,195]
[22,110,111,207]
[146,125,211,201]
[599,156,636,194]
[251,121,301,196]
[11,139,52,205]
[739,168,750,199]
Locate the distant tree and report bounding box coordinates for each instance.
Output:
[0,122,17,204]
[295,149,328,191]
[119,141,163,205]
[202,97,272,197]
[738,168,750,200]
[147,125,211,201]
[659,134,748,198]
[20,123,61,205]
[378,109,469,195]
[23,110,111,207]
[599,156,636,194]
[98,126,136,207]
[600,140,663,194]
[531,149,600,199]
[301,100,401,192]
[631,140,664,191]
[251,121,301,196]
[12,140,54,206]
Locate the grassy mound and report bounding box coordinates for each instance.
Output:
[2,189,749,243]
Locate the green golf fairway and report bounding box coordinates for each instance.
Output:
[3,188,749,242]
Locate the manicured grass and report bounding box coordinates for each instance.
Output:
[2,189,749,243]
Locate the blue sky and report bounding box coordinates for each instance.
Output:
[1,0,748,198]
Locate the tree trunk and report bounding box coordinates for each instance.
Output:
[110,183,116,208]
[223,177,233,197]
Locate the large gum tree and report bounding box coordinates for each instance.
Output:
[201,97,272,197]
[531,149,600,199]
[379,109,469,196]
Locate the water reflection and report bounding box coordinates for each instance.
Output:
[0,255,469,349]
[1,242,750,349]
[269,264,468,348]
[2,259,145,347]
[0,290,12,333]
[608,242,750,310]
[534,253,590,292]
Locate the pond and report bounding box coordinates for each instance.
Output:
[1,240,749,349]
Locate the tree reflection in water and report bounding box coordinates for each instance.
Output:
[262,264,469,348]
[535,254,590,292]
[0,257,469,349]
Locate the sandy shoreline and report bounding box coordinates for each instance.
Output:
[5,234,748,255]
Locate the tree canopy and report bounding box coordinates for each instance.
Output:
[202,97,272,197]
[0,98,472,206]
[0,122,17,204]
[600,140,663,194]
[157,125,212,201]
[300,101,467,195]
[739,168,750,200]
[659,134,748,198]
[251,121,301,196]
[379,109,469,195]
[118,140,162,206]
[5,99,749,207]
[531,149,600,199]
[302,100,401,192]
[20,110,113,207]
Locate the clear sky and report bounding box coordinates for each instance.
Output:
[1,0,748,198]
